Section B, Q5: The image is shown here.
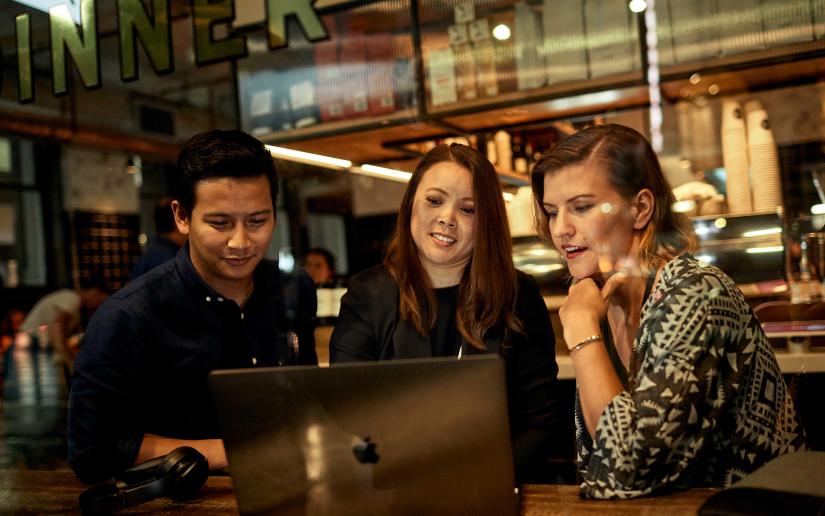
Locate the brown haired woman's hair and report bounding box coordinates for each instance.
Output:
[385,143,522,350]
[530,124,696,272]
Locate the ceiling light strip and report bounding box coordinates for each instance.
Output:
[266,145,352,170]
[269,148,515,187]
[357,164,412,183]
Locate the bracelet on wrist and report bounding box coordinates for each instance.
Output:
[568,334,603,356]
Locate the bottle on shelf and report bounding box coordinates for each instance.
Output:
[524,141,535,173]
[483,132,498,166]
[512,133,528,174]
[467,134,478,151]
[494,130,512,171]
[6,259,18,288]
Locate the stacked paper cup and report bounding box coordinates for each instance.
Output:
[745,100,783,212]
[721,100,752,214]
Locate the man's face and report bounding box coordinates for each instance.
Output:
[173,176,275,295]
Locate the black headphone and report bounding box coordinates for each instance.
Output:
[79,446,208,515]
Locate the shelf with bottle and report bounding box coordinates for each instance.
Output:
[659,55,825,107]
[238,0,825,170]
[384,122,578,186]
[689,209,783,223]
[655,0,825,78]
[266,114,448,166]
[237,1,420,144]
[479,128,551,185]
[418,0,643,115]
[238,0,649,150]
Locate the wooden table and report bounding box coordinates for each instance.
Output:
[0,470,716,515]
[520,484,717,515]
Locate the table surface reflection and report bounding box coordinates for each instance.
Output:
[0,470,717,515]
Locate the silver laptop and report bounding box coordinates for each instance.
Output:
[209,355,518,516]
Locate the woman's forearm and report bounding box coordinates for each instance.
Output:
[137,434,228,471]
[569,340,624,437]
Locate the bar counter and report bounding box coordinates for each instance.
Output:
[0,470,716,515]
[316,325,825,376]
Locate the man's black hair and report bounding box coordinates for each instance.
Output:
[175,130,278,214]
[153,196,177,234]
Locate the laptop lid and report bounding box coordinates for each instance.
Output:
[209,355,518,516]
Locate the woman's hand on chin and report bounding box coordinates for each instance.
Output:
[560,278,605,344]
[600,270,630,303]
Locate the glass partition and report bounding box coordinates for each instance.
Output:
[237,0,418,137]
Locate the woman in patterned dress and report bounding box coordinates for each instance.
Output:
[531,124,805,499]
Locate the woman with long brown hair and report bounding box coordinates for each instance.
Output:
[532,124,805,498]
[331,143,562,483]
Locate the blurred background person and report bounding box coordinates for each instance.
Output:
[17,275,109,382]
[1,307,25,411]
[303,247,337,286]
[130,197,187,280]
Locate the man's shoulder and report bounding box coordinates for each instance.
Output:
[131,239,179,274]
[111,259,182,308]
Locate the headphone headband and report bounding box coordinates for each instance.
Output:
[79,447,208,515]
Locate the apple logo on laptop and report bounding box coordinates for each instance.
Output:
[352,437,380,464]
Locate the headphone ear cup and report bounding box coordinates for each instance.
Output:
[160,446,209,501]
[119,455,164,486]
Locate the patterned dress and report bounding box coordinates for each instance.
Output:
[575,254,806,499]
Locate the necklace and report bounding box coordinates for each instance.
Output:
[238,281,255,308]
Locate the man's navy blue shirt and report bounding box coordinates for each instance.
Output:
[68,245,317,483]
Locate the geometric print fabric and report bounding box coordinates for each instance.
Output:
[575,254,806,499]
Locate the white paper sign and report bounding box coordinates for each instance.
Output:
[250,89,273,117]
[427,49,458,106]
[454,3,475,24]
[448,23,469,46]
[469,18,490,41]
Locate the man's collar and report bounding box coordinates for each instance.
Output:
[175,242,221,301]
[174,242,280,304]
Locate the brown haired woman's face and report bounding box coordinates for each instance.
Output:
[410,162,476,287]
[541,162,639,281]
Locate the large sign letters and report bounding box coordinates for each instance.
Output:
[12,0,327,104]
[118,0,173,82]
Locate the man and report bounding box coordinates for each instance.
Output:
[129,196,187,279]
[69,130,317,484]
